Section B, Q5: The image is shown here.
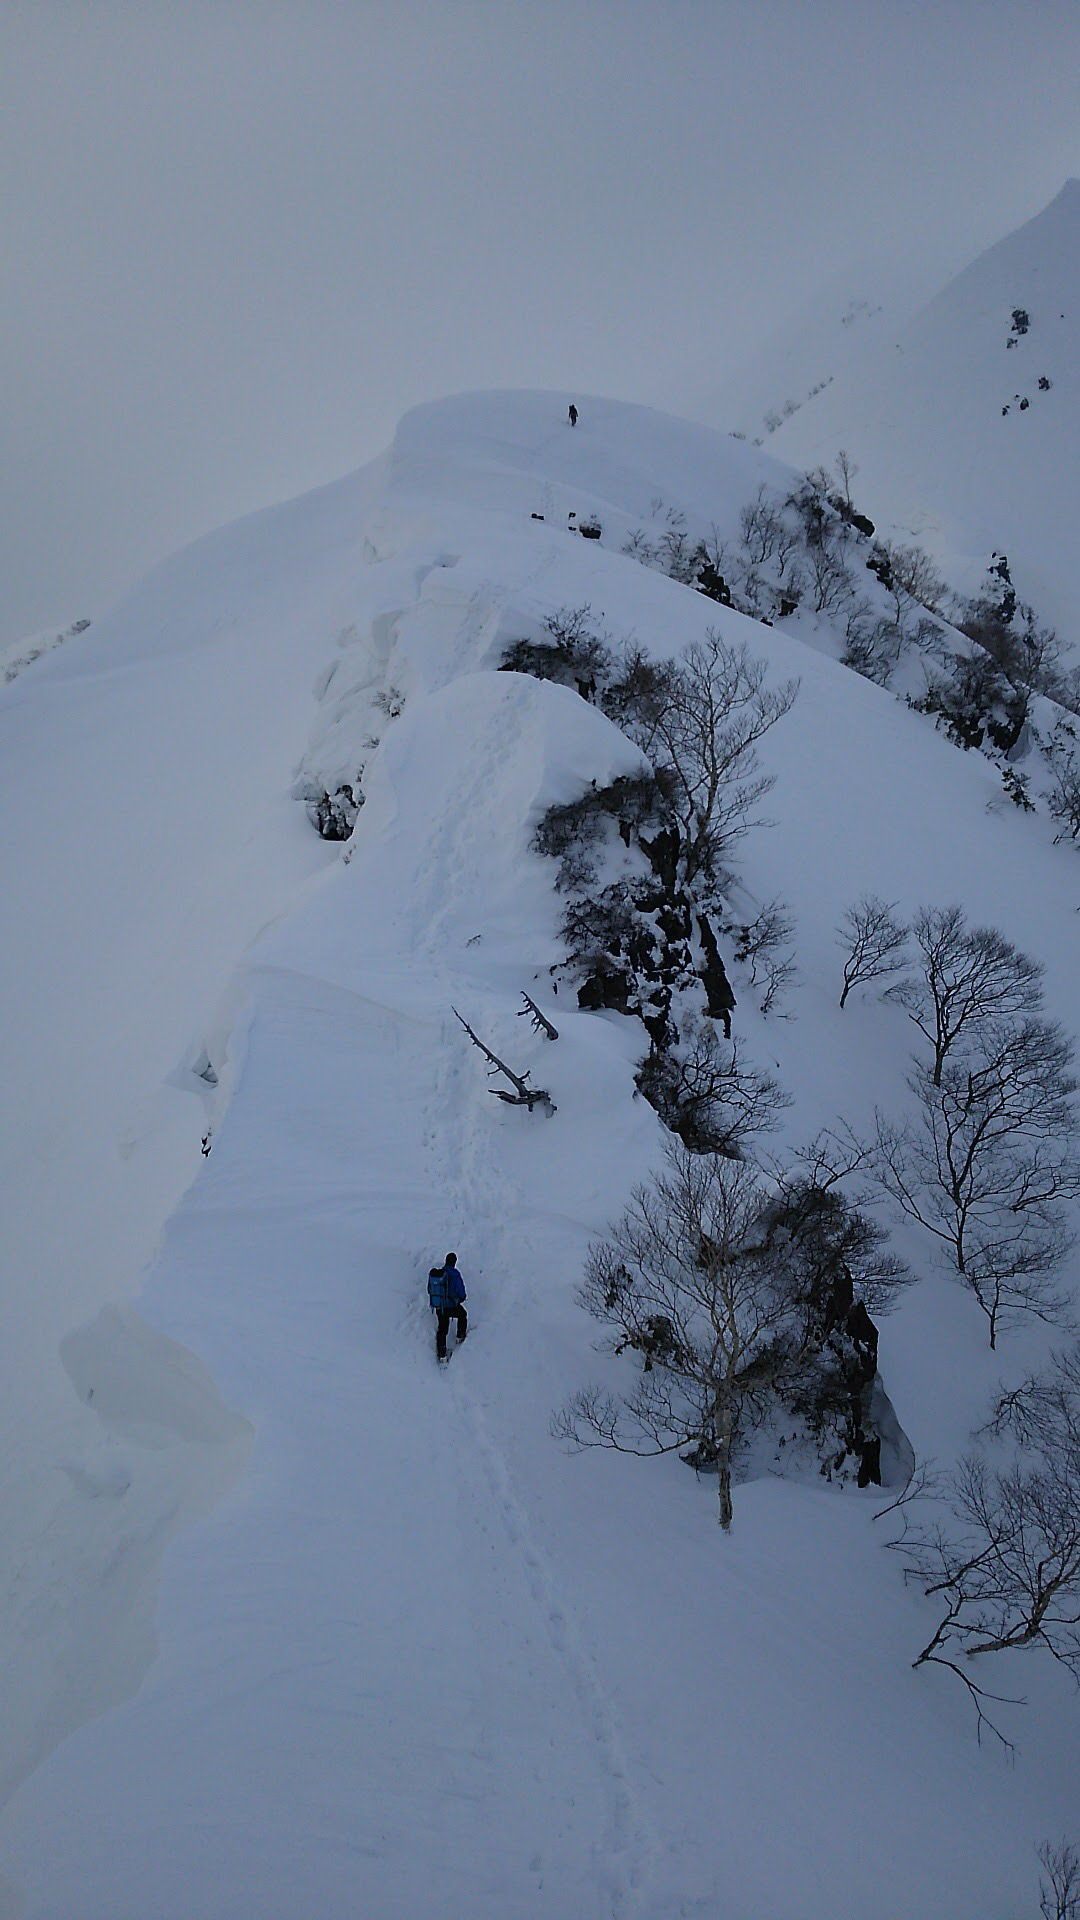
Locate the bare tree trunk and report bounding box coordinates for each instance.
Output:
[717,1457,734,1531]
[715,1385,735,1531]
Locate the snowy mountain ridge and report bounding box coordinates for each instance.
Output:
[2,386,1079,1918]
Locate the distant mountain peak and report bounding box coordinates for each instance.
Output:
[768,183,1079,646]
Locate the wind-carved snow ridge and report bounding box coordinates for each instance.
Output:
[2,387,1080,1919]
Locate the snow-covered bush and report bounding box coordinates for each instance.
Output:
[957,585,1066,709]
[615,468,1079,843]
[501,604,613,701]
[309,782,361,840]
[532,629,799,1143]
[534,769,671,891]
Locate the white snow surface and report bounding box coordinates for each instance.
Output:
[2,390,1079,1919]
[770,181,1080,642]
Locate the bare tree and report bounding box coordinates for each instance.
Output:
[837,895,909,1008]
[787,477,857,614]
[556,1143,907,1528]
[896,905,1045,1085]
[1057,666,1080,718]
[758,954,796,1017]
[880,541,948,617]
[804,534,856,615]
[539,634,798,894]
[556,1149,778,1527]
[894,1415,1080,1742]
[1039,1842,1080,1920]
[624,632,799,885]
[835,449,858,516]
[658,525,698,585]
[733,896,797,1015]
[636,1024,790,1157]
[622,528,656,565]
[873,1018,1080,1345]
[856,542,948,676]
[840,599,893,684]
[987,1341,1080,1457]
[1046,720,1080,843]
[738,486,788,568]
[769,1136,910,1316]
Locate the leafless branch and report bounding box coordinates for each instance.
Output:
[837,894,909,1008]
[518,992,559,1040]
[452,1007,556,1114]
[1039,1840,1080,1920]
[912,1648,1021,1755]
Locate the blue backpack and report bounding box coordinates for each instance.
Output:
[428,1264,464,1312]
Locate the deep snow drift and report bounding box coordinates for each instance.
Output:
[2,390,1078,1918]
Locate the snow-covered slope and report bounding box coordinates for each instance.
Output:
[2,392,1078,1919]
[770,182,1080,640]
[703,285,893,444]
[1,617,92,685]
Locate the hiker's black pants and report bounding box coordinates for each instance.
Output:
[436,1305,467,1359]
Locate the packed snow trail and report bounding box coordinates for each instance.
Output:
[0,680,658,1920]
[4,392,1080,1917]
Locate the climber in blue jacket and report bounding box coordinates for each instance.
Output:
[428,1252,468,1363]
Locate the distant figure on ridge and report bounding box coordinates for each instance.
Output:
[428,1252,467,1365]
[568,403,578,427]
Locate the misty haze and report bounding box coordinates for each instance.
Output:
[3,7,1080,1918]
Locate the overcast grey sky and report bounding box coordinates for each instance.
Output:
[2,0,1077,646]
